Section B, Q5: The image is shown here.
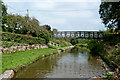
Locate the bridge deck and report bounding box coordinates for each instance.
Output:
[53,31,103,39]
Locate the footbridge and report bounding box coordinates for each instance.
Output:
[53,31,104,39]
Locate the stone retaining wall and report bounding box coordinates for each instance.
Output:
[0,44,48,55]
[49,41,61,47]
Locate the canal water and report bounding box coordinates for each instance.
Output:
[14,48,106,78]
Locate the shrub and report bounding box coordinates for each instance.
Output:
[107,43,120,67]
[51,39,72,47]
[70,39,89,45]
[2,41,27,48]
[75,43,88,47]
[70,39,78,45]
[88,40,105,55]
[102,34,119,46]
[2,32,46,45]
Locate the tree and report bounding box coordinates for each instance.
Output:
[6,14,40,34]
[53,28,58,32]
[0,1,7,27]
[41,25,51,31]
[99,2,120,32]
[7,14,23,33]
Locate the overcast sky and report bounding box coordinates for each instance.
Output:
[3,0,107,31]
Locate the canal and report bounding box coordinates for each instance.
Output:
[14,48,106,78]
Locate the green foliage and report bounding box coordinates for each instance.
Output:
[70,39,89,45]
[101,29,114,34]
[37,31,51,44]
[75,43,88,48]
[1,48,59,74]
[72,47,90,53]
[88,40,105,55]
[51,39,72,47]
[2,32,46,45]
[70,39,78,45]
[2,14,52,44]
[52,28,58,32]
[41,25,51,31]
[105,73,112,79]
[2,41,27,48]
[99,2,120,31]
[107,43,120,67]
[5,14,40,34]
[102,34,119,46]
[0,1,7,25]
[70,39,90,52]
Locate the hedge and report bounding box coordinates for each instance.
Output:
[2,41,27,48]
[2,32,46,45]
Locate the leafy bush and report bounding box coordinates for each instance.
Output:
[70,39,78,45]
[88,40,105,55]
[2,32,46,45]
[2,41,27,48]
[105,73,112,79]
[75,43,88,47]
[107,43,120,67]
[70,39,89,45]
[102,34,119,46]
[51,39,72,47]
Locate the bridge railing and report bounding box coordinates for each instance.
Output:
[52,31,105,39]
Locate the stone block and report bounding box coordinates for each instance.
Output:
[26,46,30,50]
[36,45,40,49]
[32,45,35,49]
[29,45,33,49]
[17,46,22,51]
[0,70,14,79]
[21,46,25,51]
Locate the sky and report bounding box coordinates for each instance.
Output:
[3,0,107,31]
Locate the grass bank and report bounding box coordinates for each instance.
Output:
[1,48,61,74]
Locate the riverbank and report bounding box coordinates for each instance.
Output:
[70,39,119,79]
[87,39,120,79]
[0,46,74,79]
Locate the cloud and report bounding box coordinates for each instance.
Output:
[31,2,55,10]
[3,0,106,31]
[40,18,67,25]
[90,19,102,25]
[3,0,101,2]
[52,11,95,18]
[3,0,118,3]
[50,2,99,18]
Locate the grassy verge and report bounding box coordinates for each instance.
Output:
[1,48,59,74]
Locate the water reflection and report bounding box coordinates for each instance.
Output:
[14,48,106,78]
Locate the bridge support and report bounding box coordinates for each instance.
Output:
[84,32,85,39]
[97,32,100,39]
[79,32,81,38]
[88,32,90,39]
[93,32,94,39]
